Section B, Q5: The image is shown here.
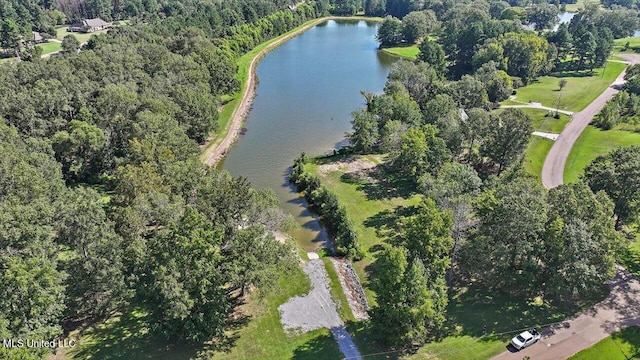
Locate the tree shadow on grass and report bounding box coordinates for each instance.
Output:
[68,307,249,360]
[444,285,605,340]
[611,326,640,359]
[291,331,344,360]
[363,205,418,240]
[348,165,415,201]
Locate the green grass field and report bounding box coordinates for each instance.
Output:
[56,26,109,43]
[382,45,419,60]
[306,154,421,305]
[563,0,600,12]
[58,265,343,360]
[525,136,554,180]
[37,42,62,55]
[614,36,640,54]
[569,326,640,360]
[511,61,626,112]
[564,126,640,183]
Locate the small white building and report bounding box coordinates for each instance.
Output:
[68,18,111,33]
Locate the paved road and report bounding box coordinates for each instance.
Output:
[541,54,640,189]
[491,266,640,360]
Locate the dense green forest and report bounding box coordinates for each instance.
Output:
[0,0,330,358]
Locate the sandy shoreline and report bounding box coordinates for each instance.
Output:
[202,16,381,166]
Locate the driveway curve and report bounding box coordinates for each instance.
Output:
[541,54,640,189]
[491,266,640,360]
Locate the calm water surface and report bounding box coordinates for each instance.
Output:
[221,20,395,250]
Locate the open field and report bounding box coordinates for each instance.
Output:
[306,154,421,305]
[568,326,640,360]
[56,265,343,360]
[382,45,419,60]
[511,61,626,112]
[55,26,108,43]
[38,42,62,54]
[564,126,640,183]
[564,0,600,12]
[614,37,640,54]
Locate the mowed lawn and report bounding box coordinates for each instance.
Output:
[564,126,640,183]
[614,36,640,54]
[511,61,626,112]
[382,45,419,60]
[306,154,421,305]
[57,266,343,360]
[569,326,640,360]
[56,26,108,43]
[38,42,62,54]
[564,0,599,12]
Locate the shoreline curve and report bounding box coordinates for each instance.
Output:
[201,16,382,166]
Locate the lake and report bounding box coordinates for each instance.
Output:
[221,19,395,251]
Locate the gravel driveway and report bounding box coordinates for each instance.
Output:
[279,259,362,359]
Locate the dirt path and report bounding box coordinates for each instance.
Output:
[541,54,640,189]
[491,266,640,360]
[202,17,332,166]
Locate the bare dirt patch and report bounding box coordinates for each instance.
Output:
[317,156,378,177]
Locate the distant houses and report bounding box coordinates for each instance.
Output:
[68,18,111,33]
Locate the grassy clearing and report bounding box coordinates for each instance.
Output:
[382,45,419,60]
[306,154,421,305]
[55,26,108,43]
[614,36,640,54]
[57,263,343,360]
[569,326,640,360]
[38,42,62,55]
[563,0,599,12]
[564,126,640,183]
[511,61,626,111]
[522,107,570,133]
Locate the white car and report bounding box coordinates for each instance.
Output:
[510,329,541,350]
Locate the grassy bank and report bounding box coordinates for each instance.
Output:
[202,16,383,160]
[306,154,421,305]
[564,126,640,183]
[511,61,626,112]
[382,45,419,60]
[569,326,640,360]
